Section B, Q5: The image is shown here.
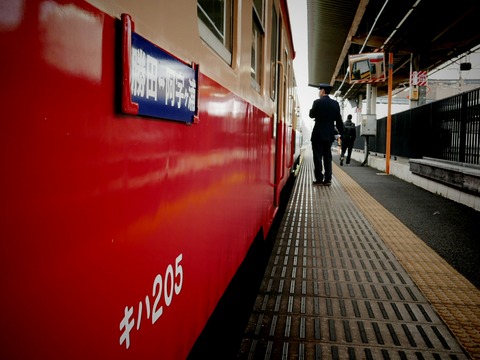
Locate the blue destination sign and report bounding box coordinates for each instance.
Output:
[129,32,198,123]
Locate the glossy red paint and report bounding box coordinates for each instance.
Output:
[0,1,297,359]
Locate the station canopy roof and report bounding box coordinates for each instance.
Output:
[307,0,480,100]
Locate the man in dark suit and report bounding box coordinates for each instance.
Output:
[309,83,344,186]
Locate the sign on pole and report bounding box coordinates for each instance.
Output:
[410,71,428,86]
[348,52,386,84]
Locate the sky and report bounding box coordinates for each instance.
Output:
[286,0,480,131]
[286,0,318,135]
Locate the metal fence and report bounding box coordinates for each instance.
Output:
[354,87,480,165]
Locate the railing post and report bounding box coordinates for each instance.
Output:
[386,53,393,174]
[459,92,468,163]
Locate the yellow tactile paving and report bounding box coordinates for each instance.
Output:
[334,163,480,359]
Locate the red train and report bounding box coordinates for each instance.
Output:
[0,0,302,358]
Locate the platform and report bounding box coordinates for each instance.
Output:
[235,150,480,359]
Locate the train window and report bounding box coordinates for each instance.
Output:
[253,0,264,23]
[251,1,265,91]
[198,0,233,64]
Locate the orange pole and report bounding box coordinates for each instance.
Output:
[386,52,393,174]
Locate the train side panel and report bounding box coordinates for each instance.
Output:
[0,0,297,358]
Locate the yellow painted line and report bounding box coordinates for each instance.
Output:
[334,163,480,359]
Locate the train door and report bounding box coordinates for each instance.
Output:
[278,48,289,181]
[271,6,286,207]
[286,65,296,170]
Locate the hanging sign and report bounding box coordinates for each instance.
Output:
[349,52,386,84]
[121,14,199,124]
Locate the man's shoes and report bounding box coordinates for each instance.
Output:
[313,180,331,186]
[340,157,344,166]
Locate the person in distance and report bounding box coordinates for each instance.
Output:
[340,114,356,166]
